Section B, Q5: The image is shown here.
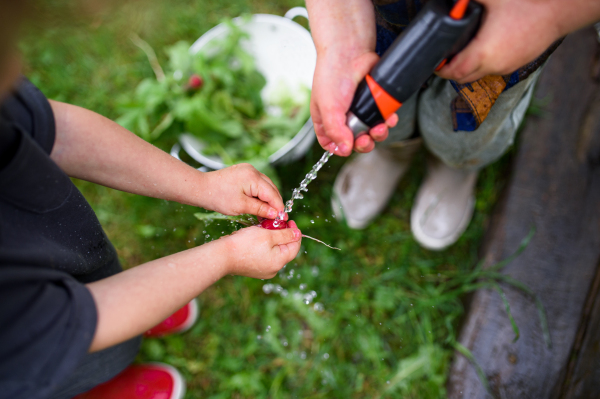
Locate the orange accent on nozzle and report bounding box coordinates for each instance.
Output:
[365,74,402,121]
[450,0,470,20]
[435,58,448,71]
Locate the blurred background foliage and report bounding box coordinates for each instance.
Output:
[20,0,519,397]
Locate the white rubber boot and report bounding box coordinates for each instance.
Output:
[331,139,421,229]
[411,156,478,250]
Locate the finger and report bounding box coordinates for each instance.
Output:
[311,99,335,151]
[259,172,277,190]
[319,98,355,156]
[276,239,302,264]
[354,134,375,153]
[260,174,282,202]
[269,226,301,246]
[287,220,298,229]
[369,123,389,142]
[435,31,488,82]
[438,60,487,84]
[248,177,285,217]
[386,112,399,128]
[243,197,279,219]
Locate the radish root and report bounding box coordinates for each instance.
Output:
[302,234,340,250]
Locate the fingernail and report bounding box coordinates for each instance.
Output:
[293,229,301,240]
[373,125,386,135]
[267,208,277,219]
[339,143,350,154]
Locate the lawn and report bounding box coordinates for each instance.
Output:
[21,0,520,397]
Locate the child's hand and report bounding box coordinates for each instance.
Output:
[199,163,287,220]
[221,220,302,279]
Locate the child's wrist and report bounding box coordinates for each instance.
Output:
[197,237,234,278]
[189,169,214,210]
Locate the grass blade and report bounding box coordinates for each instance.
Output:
[491,282,520,342]
[487,226,536,272]
[484,273,552,348]
[452,341,493,397]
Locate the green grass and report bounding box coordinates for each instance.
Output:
[20,1,521,397]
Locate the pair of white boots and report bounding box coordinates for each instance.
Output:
[332,139,477,251]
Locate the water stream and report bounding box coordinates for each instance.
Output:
[274,146,338,227]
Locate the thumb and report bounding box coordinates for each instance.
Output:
[268,226,301,246]
[350,51,380,84]
[244,197,279,220]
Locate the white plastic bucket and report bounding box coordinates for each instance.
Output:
[173,8,317,170]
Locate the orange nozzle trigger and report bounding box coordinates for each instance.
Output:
[435,58,448,71]
[365,74,402,121]
[450,0,470,20]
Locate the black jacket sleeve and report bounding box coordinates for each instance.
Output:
[0,267,97,399]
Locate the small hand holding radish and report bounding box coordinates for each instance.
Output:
[221,220,302,279]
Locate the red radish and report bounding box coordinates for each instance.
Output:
[258,218,339,249]
[259,219,287,230]
[188,74,203,89]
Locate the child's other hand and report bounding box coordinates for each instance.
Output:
[222,220,302,279]
[200,163,287,220]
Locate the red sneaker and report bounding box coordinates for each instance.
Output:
[144,299,198,337]
[75,363,185,399]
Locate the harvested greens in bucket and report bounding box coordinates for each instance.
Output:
[117,19,311,180]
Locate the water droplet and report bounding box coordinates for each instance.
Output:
[257,335,262,340]
[299,284,307,290]
[266,325,271,332]
[300,351,307,360]
[262,284,273,294]
[314,302,324,311]
[323,353,329,360]
[310,220,314,224]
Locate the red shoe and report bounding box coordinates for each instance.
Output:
[75,363,185,399]
[144,299,198,337]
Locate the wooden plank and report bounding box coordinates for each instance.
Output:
[447,28,600,399]
[558,257,600,398]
